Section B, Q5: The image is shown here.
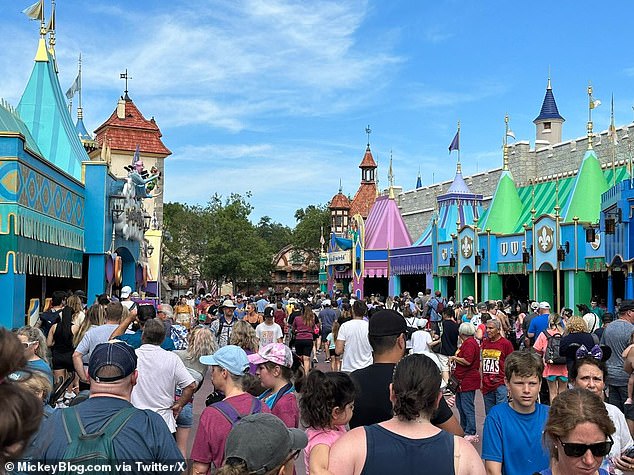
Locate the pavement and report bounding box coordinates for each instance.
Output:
[186,349,488,472]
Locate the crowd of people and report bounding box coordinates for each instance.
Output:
[1,286,634,475]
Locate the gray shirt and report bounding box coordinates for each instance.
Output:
[75,323,120,364]
[601,319,634,386]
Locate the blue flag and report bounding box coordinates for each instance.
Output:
[416,174,422,189]
[448,130,459,153]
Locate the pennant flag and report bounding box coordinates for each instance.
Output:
[65,74,80,100]
[448,130,459,153]
[416,174,422,189]
[132,144,141,165]
[506,130,516,140]
[590,99,601,109]
[45,7,55,32]
[22,0,43,20]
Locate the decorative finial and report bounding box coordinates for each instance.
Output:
[587,83,600,150]
[365,125,372,147]
[503,114,510,170]
[120,69,132,99]
[547,66,551,90]
[47,0,56,55]
[388,150,395,199]
[338,178,342,194]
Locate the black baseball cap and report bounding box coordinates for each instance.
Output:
[88,341,137,383]
[369,309,407,337]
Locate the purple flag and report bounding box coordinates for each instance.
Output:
[448,130,459,153]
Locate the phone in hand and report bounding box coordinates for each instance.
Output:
[622,446,634,459]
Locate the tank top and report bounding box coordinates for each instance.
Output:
[53,308,75,354]
[361,424,455,475]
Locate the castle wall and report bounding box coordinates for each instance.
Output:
[397,123,634,240]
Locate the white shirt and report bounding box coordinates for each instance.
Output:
[411,330,442,369]
[255,321,283,347]
[337,319,373,372]
[131,344,195,433]
[405,316,428,349]
[605,402,634,474]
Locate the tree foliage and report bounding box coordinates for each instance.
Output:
[163,195,330,291]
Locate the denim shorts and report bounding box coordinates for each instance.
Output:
[176,402,193,428]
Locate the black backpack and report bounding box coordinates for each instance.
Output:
[543,331,566,365]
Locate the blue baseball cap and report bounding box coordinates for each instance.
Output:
[89,340,137,383]
[200,345,249,376]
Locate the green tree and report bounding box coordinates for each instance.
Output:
[293,204,330,252]
[256,216,292,255]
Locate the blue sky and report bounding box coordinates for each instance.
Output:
[1,1,633,226]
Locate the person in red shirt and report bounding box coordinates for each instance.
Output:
[480,319,514,415]
[449,323,481,444]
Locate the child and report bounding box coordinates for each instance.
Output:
[622,331,634,405]
[299,370,356,475]
[249,343,301,428]
[325,322,341,371]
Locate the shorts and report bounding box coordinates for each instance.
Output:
[52,351,74,371]
[625,402,634,421]
[176,402,193,428]
[545,375,568,382]
[437,354,450,373]
[295,339,313,357]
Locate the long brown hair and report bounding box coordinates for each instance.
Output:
[301,305,315,328]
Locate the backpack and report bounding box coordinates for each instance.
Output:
[38,309,62,337]
[170,324,188,350]
[436,299,445,314]
[212,398,264,426]
[543,331,566,365]
[60,407,136,475]
[405,317,419,340]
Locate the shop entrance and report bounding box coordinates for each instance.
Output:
[502,274,530,302]
[399,274,427,296]
[364,277,389,299]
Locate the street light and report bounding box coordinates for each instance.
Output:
[174,264,181,299]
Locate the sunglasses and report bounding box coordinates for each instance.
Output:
[558,436,613,458]
[22,341,37,349]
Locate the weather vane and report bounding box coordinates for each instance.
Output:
[365,125,371,146]
[120,69,132,95]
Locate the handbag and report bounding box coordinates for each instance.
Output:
[446,374,461,394]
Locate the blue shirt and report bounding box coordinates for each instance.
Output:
[116,330,175,351]
[32,396,183,474]
[256,298,269,313]
[527,314,549,337]
[482,402,550,475]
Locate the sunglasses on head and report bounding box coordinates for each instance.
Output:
[22,341,36,349]
[558,436,613,458]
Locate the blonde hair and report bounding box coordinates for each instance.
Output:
[230,320,259,352]
[18,371,52,403]
[67,295,83,319]
[565,316,588,334]
[74,304,106,347]
[187,327,218,361]
[16,326,48,364]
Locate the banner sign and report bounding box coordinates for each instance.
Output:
[327,250,351,266]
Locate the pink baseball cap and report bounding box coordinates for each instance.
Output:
[248,343,293,368]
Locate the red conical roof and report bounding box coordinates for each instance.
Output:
[359,145,377,168]
[94,96,171,156]
[349,183,377,218]
[330,192,351,209]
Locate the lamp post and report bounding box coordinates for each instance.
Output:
[174,264,181,300]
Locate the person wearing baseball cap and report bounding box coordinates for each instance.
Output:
[248,343,300,428]
[36,340,184,468]
[347,309,462,436]
[218,413,308,475]
[210,300,239,348]
[192,345,271,473]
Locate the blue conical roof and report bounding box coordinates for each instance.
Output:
[534,81,564,122]
[75,116,91,141]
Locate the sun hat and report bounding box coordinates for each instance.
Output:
[224,413,308,474]
[248,343,293,368]
[221,299,237,308]
[199,345,249,375]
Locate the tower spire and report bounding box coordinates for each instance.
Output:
[365,124,371,148]
[388,150,395,199]
[77,54,83,118]
[587,83,601,150]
